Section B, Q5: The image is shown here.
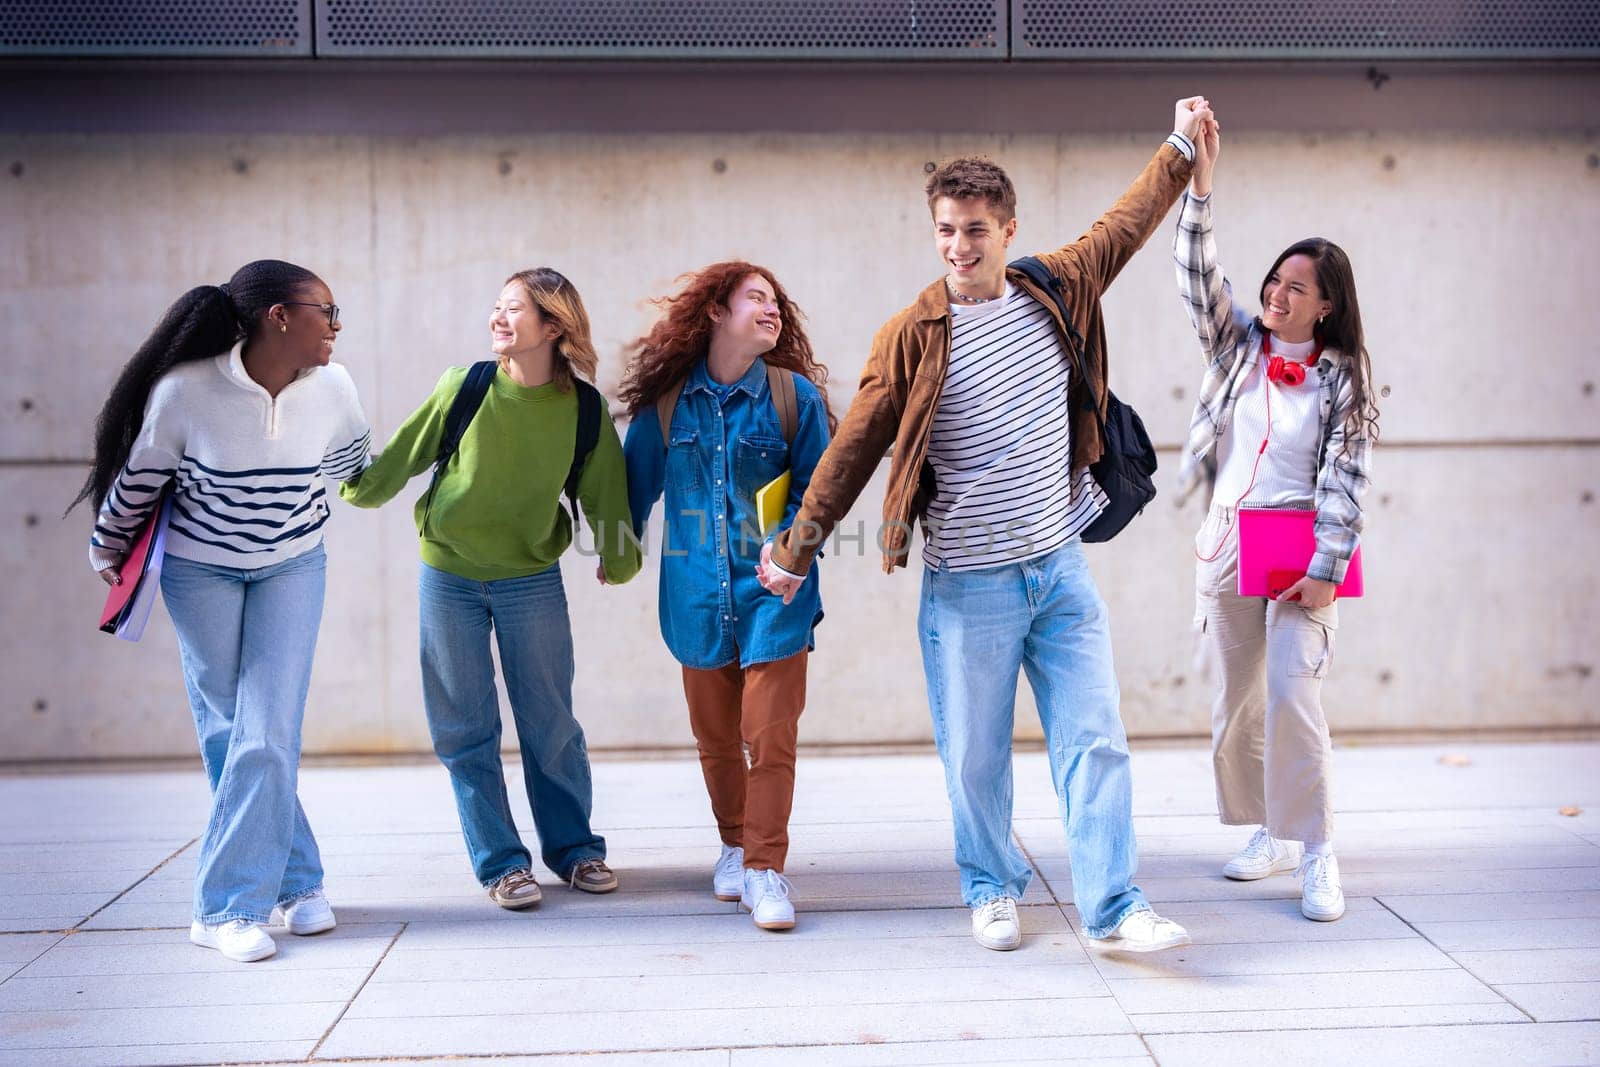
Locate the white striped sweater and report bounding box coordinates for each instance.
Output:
[923,283,1107,572]
[89,348,371,571]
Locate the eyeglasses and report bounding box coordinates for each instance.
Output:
[283,302,340,326]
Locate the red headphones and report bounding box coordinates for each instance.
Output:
[1262,332,1323,387]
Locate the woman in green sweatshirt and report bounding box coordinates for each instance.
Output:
[341,268,640,910]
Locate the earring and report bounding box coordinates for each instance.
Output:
[280,323,287,333]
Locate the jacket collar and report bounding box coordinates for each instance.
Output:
[912,278,952,324]
[682,355,768,400]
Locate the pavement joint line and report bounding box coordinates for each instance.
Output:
[1373,895,1542,1023]
[1129,1012,1540,1028]
[68,835,197,933]
[308,919,407,1062]
[0,931,65,987]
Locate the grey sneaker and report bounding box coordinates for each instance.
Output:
[971,896,1022,951]
[567,858,619,895]
[1223,828,1303,881]
[1299,852,1346,922]
[487,867,543,910]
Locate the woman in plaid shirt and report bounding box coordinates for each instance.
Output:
[1173,113,1380,923]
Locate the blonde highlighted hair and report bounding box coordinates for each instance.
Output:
[502,267,598,391]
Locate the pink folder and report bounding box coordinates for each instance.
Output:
[98,493,172,637]
[1236,507,1363,600]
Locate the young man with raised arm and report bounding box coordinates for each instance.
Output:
[759,98,1215,953]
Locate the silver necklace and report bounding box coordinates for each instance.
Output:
[946,278,999,305]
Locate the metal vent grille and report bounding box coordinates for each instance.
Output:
[0,0,309,56]
[317,0,1004,58]
[1015,0,1600,58]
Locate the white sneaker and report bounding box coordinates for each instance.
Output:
[713,844,745,902]
[190,918,277,962]
[971,896,1022,951]
[1093,909,1191,953]
[1299,852,1346,921]
[1222,828,1303,881]
[273,889,336,935]
[740,868,796,931]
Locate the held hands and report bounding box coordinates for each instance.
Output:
[1276,575,1337,610]
[98,565,122,587]
[595,562,607,586]
[1173,96,1214,144]
[756,541,802,606]
[1176,96,1220,199]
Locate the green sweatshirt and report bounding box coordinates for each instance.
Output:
[340,365,642,584]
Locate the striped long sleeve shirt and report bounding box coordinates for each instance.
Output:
[89,347,371,571]
[922,283,1108,571]
[1173,191,1372,584]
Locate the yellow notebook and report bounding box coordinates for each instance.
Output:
[755,470,792,537]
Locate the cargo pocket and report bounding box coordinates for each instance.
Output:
[1287,620,1335,679]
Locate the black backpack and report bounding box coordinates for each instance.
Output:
[1008,256,1158,543]
[420,360,602,533]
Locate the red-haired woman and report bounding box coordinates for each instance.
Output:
[620,262,833,932]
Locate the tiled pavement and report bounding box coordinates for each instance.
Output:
[0,742,1596,1066]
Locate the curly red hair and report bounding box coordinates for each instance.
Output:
[620,261,835,432]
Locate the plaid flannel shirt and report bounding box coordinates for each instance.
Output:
[1173,191,1372,584]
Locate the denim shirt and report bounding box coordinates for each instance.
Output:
[623,358,829,670]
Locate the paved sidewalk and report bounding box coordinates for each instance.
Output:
[1,742,1597,1066]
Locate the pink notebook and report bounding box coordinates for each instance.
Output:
[1236,507,1363,600]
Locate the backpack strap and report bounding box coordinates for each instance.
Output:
[435,360,498,471]
[765,362,798,447]
[653,363,798,451]
[656,378,687,448]
[564,379,602,521]
[421,360,498,533]
[1007,255,1105,436]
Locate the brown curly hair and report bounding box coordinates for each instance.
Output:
[620,261,835,432]
[925,156,1017,222]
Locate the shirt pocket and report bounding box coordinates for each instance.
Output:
[666,429,702,495]
[734,434,789,499]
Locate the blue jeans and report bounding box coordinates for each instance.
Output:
[161,545,328,925]
[918,539,1149,938]
[419,562,605,884]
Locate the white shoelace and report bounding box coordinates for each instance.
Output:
[754,870,793,901]
[1299,853,1336,890]
[975,897,1017,927]
[716,848,744,880]
[1239,827,1275,860]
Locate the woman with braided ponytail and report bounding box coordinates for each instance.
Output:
[72,260,371,962]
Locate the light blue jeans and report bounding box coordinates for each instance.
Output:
[918,539,1149,939]
[161,545,328,925]
[419,562,605,885]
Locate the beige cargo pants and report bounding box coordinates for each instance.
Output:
[1195,506,1338,845]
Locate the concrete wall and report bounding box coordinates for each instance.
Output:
[2,64,1597,760]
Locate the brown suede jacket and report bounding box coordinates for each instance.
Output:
[771,143,1193,576]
